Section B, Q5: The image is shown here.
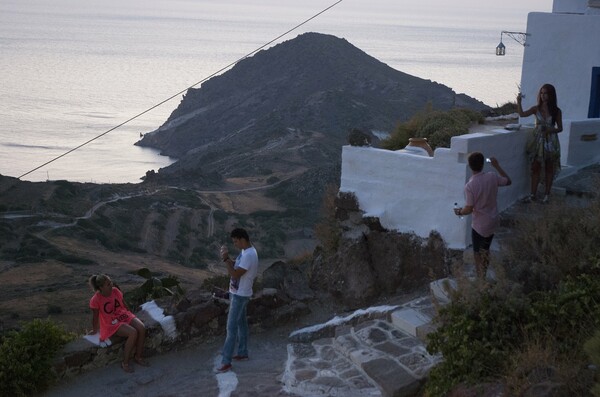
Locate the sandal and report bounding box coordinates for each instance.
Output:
[134,357,150,367]
[121,361,134,373]
[521,194,536,203]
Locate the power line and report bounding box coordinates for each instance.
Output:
[18,0,343,180]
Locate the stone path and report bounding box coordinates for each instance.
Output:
[281,298,442,397]
[278,163,600,397]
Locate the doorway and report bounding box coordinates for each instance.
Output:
[589,67,600,118]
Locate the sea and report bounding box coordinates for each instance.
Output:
[0,0,551,183]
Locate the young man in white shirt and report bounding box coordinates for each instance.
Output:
[215,228,259,373]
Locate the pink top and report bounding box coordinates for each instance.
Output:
[465,172,510,238]
[89,287,135,341]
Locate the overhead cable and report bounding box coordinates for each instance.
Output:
[18,0,343,179]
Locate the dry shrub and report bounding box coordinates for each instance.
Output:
[504,195,600,292]
[505,334,594,396]
[287,251,313,266]
[314,184,341,254]
[427,193,600,395]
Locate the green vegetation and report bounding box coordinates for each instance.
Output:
[425,198,600,396]
[124,268,185,309]
[14,234,62,263]
[52,180,77,199]
[266,176,280,184]
[0,319,74,397]
[491,101,518,116]
[381,106,484,151]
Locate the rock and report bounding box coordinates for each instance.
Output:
[262,261,314,301]
[270,302,311,325]
[175,301,225,336]
[347,128,372,147]
[262,261,287,289]
[283,269,314,302]
[310,209,447,306]
[335,192,360,212]
[251,288,290,308]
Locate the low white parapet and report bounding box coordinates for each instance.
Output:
[340,128,529,249]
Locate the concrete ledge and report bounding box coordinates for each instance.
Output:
[429,278,457,304]
[390,308,431,338]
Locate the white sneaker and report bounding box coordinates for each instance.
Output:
[542,195,549,204]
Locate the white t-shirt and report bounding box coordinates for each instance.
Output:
[229,246,259,297]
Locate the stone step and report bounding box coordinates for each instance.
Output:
[429,278,457,304]
[283,338,382,397]
[283,300,441,397]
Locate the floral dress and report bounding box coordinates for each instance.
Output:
[526,111,561,180]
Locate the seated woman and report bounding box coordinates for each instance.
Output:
[88,274,149,373]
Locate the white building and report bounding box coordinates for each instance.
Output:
[339,0,600,249]
[520,0,600,120]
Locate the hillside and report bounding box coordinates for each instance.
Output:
[137,32,488,182]
[0,33,490,334]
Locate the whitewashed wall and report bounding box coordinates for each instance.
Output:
[340,129,529,250]
[340,119,600,250]
[519,11,600,120]
[560,120,600,166]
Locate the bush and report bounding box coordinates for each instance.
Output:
[426,195,600,395]
[124,268,185,309]
[266,176,280,184]
[489,101,518,116]
[426,234,600,396]
[526,274,600,349]
[426,281,528,396]
[381,106,483,151]
[52,180,77,199]
[0,319,73,396]
[505,197,600,292]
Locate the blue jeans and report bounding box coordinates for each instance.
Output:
[221,293,250,365]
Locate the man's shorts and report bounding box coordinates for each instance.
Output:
[472,228,494,253]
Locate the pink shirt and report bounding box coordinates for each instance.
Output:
[89,287,135,341]
[465,171,509,238]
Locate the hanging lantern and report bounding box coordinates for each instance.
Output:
[496,40,506,56]
[495,31,529,56]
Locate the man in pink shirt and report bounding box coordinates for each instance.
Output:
[454,152,511,279]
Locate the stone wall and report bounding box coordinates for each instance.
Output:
[309,192,448,308]
[54,286,311,378]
